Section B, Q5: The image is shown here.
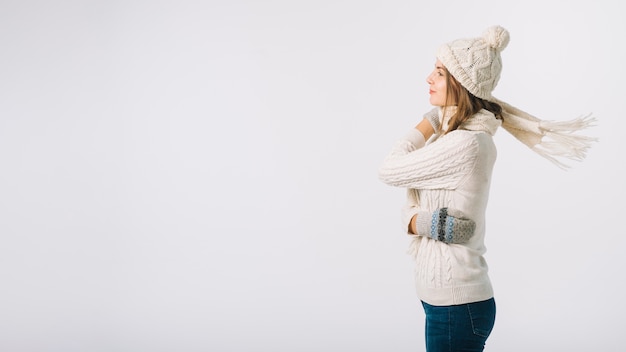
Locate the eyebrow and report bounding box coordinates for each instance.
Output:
[435,65,445,70]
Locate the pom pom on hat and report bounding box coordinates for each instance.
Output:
[436,25,510,100]
[482,25,509,51]
[428,26,597,169]
[433,26,597,170]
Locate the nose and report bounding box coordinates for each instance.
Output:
[426,72,434,84]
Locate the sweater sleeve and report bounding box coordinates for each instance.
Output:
[378,129,479,190]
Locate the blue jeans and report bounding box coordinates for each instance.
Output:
[421,298,496,352]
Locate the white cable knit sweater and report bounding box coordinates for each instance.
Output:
[379,108,502,306]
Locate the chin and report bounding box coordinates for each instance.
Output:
[429,98,442,106]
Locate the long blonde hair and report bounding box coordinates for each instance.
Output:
[442,67,503,134]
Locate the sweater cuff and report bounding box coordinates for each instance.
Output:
[404,128,426,149]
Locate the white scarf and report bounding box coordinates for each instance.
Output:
[443,101,596,169]
[493,98,597,169]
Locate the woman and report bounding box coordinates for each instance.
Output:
[378,26,595,351]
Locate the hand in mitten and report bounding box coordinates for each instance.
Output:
[414,208,476,244]
[423,107,441,133]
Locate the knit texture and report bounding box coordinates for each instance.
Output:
[432,208,475,244]
[379,109,500,305]
[436,26,509,101]
[437,26,596,168]
[415,208,476,244]
[494,98,597,169]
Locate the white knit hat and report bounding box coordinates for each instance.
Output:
[437,25,509,100]
[437,26,596,169]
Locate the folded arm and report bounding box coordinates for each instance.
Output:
[408,208,476,244]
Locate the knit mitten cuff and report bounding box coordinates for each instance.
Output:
[424,107,441,133]
[417,208,476,244]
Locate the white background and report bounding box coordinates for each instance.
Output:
[1,1,624,351]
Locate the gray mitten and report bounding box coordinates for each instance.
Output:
[423,107,441,133]
[415,208,476,244]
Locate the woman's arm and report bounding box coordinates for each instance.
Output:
[378,129,479,190]
[409,209,476,244]
[416,108,438,141]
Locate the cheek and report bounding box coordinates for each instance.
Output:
[437,82,447,99]
[436,79,447,92]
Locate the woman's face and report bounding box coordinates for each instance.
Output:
[426,59,449,106]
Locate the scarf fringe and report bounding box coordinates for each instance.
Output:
[495,98,598,169]
[539,113,596,132]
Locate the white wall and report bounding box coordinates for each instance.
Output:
[0,1,623,351]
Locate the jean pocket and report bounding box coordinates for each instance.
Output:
[467,299,496,338]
